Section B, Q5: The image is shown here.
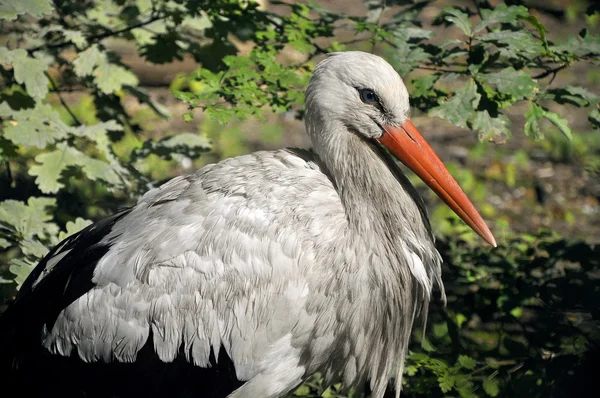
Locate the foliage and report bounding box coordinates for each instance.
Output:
[395,229,599,397]
[175,1,600,143]
[0,0,599,397]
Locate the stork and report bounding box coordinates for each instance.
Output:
[0,51,495,398]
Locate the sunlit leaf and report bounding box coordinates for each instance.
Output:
[73,45,138,93]
[73,45,105,76]
[443,7,472,37]
[0,0,52,21]
[438,373,455,393]
[58,218,93,241]
[430,78,480,128]
[9,258,36,290]
[458,355,477,370]
[29,143,124,193]
[483,378,500,397]
[543,110,572,140]
[479,68,537,100]
[20,238,49,258]
[475,4,529,32]
[0,103,73,148]
[0,197,57,240]
[62,29,89,49]
[524,102,545,138]
[0,48,52,100]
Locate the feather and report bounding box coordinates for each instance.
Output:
[0,52,450,398]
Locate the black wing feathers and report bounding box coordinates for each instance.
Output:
[0,209,131,366]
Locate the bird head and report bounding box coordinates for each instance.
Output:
[305,51,496,247]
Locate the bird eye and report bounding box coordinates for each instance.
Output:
[359,89,378,104]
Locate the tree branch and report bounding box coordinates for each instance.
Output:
[45,71,82,126]
[370,0,386,54]
[28,14,167,54]
[416,65,464,73]
[534,64,567,79]
[4,160,13,187]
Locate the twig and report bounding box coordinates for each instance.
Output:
[4,161,12,186]
[473,0,483,20]
[45,71,82,126]
[416,65,464,73]
[50,86,90,94]
[28,14,167,54]
[370,0,386,54]
[533,64,567,79]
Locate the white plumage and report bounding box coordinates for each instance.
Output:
[0,51,494,398]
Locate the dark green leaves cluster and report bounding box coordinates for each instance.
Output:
[380,2,600,142]
[402,231,600,398]
[174,1,598,143]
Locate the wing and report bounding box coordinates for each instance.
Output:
[1,209,131,359]
[2,149,346,385]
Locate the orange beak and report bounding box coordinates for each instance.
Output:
[378,120,497,247]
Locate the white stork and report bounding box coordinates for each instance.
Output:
[0,51,495,398]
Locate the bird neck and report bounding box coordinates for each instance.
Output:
[309,119,433,243]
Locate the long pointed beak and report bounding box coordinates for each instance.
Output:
[378,120,497,247]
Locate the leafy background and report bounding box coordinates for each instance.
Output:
[1,0,599,397]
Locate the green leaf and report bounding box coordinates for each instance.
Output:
[443,8,472,37]
[62,29,89,49]
[457,355,477,370]
[430,78,480,128]
[388,41,431,75]
[483,378,500,397]
[140,31,184,64]
[29,142,124,194]
[0,0,53,21]
[411,74,439,98]
[293,385,311,396]
[20,238,49,258]
[393,27,434,42]
[0,48,52,100]
[524,102,545,139]
[438,373,455,393]
[475,4,529,32]
[0,102,74,148]
[479,68,537,100]
[73,45,138,93]
[546,86,599,107]
[510,306,524,318]
[0,197,57,240]
[554,30,600,57]
[73,46,105,76]
[543,110,572,140]
[74,121,130,185]
[94,62,139,94]
[0,237,10,249]
[58,218,93,241]
[478,31,544,59]
[520,15,549,50]
[9,258,36,290]
[474,111,511,144]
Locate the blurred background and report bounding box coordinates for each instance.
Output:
[1,0,599,396]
